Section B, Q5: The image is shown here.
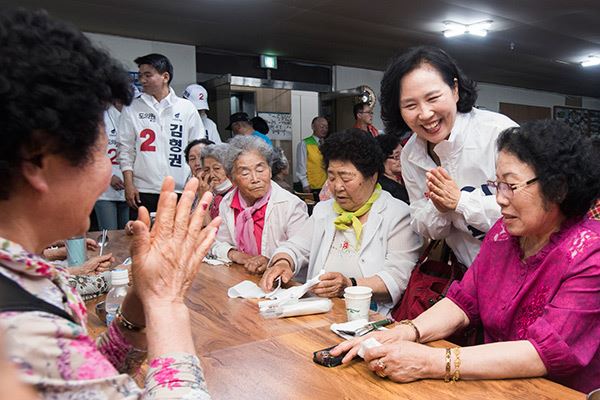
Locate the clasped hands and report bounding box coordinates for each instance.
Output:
[426,167,460,213]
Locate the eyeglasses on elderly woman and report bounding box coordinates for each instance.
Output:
[486,177,538,198]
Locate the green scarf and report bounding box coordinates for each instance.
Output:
[333,183,382,244]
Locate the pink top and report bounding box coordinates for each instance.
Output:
[447,217,600,393]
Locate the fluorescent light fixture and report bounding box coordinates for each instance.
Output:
[443,20,492,38]
[260,54,278,69]
[581,56,600,68]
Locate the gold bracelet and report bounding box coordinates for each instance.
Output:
[444,348,452,382]
[452,347,461,383]
[115,307,145,332]
[399,319,421,343]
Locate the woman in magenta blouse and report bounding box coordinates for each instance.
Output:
[334,120,600,393]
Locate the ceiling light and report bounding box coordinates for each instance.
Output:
[581,56,600,68]
[443,20,492,38]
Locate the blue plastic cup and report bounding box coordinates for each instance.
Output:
[66,236,87,266]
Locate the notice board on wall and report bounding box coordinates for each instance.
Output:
[553,106,600,138]
[259,112,292,140]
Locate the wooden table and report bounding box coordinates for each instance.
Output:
[87,230,584,400]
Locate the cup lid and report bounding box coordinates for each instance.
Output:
[344,286,372,296]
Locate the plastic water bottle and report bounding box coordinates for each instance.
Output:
[105,269,129,326]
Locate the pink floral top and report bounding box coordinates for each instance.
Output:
[0,237,210,399]
[447,217,600,393]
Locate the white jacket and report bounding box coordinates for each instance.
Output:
[274,190,422,315]
[212,181,309,261]
[117,89,204,193]
[98,105,125,202]
[201,114,222,144]
[401,108,518,266]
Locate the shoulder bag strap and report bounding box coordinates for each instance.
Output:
[0,269,76,323]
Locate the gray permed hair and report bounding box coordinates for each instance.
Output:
[222,135,274,176]
[200,143,229,166]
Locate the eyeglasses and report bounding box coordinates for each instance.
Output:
[487,177,538,198]
[358,111,374,115]
[387,155,400,161]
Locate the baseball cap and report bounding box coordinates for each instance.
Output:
[182,84,209,110]
[226,112,250,130]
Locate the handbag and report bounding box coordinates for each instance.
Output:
[391,240,482,346]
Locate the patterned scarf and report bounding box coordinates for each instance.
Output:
[333,184,381,244]
[233,187,272,255]
[0,237,86,326]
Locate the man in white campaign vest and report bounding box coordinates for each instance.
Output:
[117,53,203,218]
[94,104,129,229]
[182,83,222,144]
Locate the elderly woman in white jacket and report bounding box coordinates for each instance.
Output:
[211,135,308,273]
[260,130,422,315]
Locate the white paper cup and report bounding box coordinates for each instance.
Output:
[344,286,373,321]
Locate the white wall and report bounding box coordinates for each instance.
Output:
[291,90,319,179]
[85,32,197,95]
[333,65,384,132]
[477,82,600,112]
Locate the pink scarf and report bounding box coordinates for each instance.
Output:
[233,187,272,255]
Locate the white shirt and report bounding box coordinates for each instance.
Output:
[98,106,125,202]
[401,108,518,266]
[200,114,222,144]
[117,88,204,193]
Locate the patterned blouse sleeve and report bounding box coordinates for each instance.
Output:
[96,321,211,399]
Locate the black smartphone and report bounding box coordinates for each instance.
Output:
[312,345,348,368]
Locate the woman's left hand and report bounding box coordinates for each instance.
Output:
[311,272,352,297]
[426,167,461,212]
[242,255,270,274]
[364,341,441,382]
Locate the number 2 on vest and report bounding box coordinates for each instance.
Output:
[140,129,157,152]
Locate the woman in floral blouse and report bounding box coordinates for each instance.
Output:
[0,9,219,399]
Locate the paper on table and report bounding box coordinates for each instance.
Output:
[330,318,369,340]
[228,270,325,300]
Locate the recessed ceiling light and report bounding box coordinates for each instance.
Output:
[443,20,493,38]
[581,56,600,68]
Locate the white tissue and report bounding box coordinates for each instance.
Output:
[330,319,369,340]
[227,281,266,298]
[227,269,325,300]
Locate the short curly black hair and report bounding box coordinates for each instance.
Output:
[320,128,383,179]
[380,46,477,135]
[497,120,600,219]
[0,9,133,200]
[375,134,401,158]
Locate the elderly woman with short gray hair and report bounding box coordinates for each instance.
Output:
[211,135,309,273]
[199,143,234,219]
